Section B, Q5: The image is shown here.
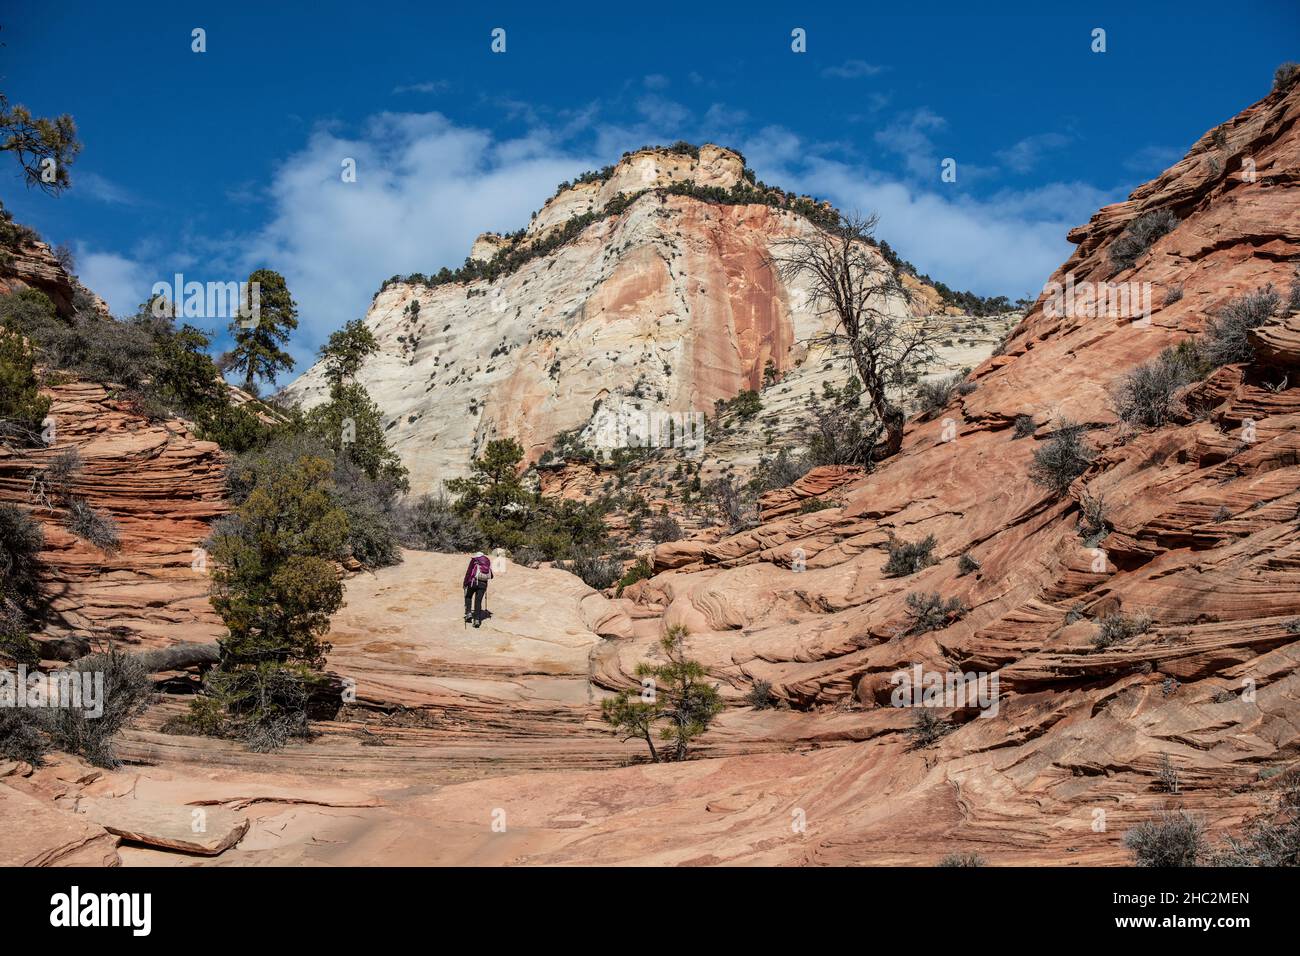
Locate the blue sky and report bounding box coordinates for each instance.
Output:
[2,0,1296,378]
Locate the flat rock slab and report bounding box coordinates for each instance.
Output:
[0,784,120,867]
[73,797,249,856]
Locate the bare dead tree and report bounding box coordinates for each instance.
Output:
[771,212,937,459]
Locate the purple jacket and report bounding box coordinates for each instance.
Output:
[463,555,492,589]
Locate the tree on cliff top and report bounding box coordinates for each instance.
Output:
[772,212,935,460]
[1,93,82,194]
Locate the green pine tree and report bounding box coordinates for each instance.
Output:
[227,269,298,393]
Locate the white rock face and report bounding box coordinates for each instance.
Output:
[283,147,913,494]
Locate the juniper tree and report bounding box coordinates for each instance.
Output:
[197,453,350,748]
[773,212,935,459]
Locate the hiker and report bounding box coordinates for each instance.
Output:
[463,551,493,627]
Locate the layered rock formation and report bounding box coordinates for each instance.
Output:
[0,380,228,650]
[0,234,110,318]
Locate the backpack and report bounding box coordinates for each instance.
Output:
[471,557,491,587]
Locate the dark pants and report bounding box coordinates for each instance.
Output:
[464,584,487,622]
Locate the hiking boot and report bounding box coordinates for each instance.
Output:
[473,620,481,628]
[464,614,472,623]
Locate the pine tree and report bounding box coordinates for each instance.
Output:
[227,269,298,392]
[601,625,723,762]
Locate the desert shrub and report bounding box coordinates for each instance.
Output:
[510,546,546,568]
[799,497,838,514]
[1113,342,1206,428]
[1202,286,1280,367]
[1013,414,1036,438]
[0,324,51,447]
[721,389,762,421]
[1124,811,1206,867]
[706,475,758,531]
[1028,420,1093,496]
[40,648,154,768]
[939,852,986,867]
[1275,61,1300,92]
[1163,284,1184,306]
[1157,752,1182,794]
[601,624,722,762]
[906,709,951,749]
[330,458,402,568]
[752,446,809,492]
[0,504,44,620]
[0,604,39,666]
[746,679,778,710]
[43,446,82,496]
[914,372,972,420]
[193,663,326,752]
[1,288,275,454]
[1109,209,1178,273]
[4,291,156,391]
[799,379,879,467]
[0,504,44,665]
[647,512,682,543]
[63,497,120,552]
[1213,772,1300,866]
[1078,492,1110,546]
[883,534,937,577]
[904,591,967,635]
[616,556,653,593]
[0,707,48,765]
[957,553,980,576]
[1091,612,1153,650]
[399,492,481,552]
[557,548,623,590]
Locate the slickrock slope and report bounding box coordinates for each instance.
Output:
[283,145,927,492]
[0,380,228,650]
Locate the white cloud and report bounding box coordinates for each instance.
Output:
[743,130,1118,298]
[873,107,948,179]
[822,60,887,80]
[73,171,138,205]
[393,81,449,95]
[996,132,1073,173]
[239,112,604,354]
[76,248,149,315]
